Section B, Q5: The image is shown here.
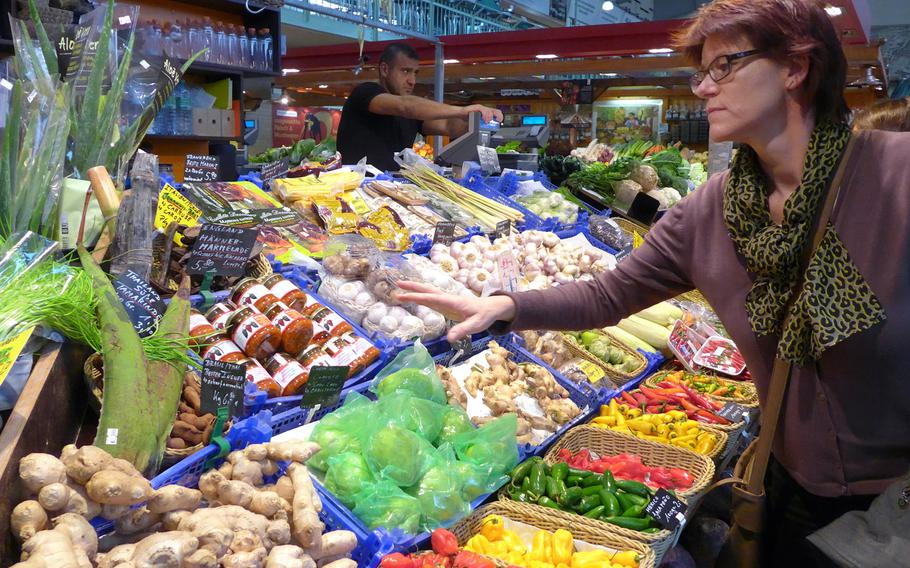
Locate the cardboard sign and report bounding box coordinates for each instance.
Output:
[187,224,259,277]
[645,488,688,530]
[432,221,457,246]
[154,184,202,243]
[112,270,165,338]
[298,366,348,409]
[260,158,290,184]
[717,402,750,423]
[184,154,220,183]
[0,328,34,388]
[477,145,501,174]
[200,358,246,417]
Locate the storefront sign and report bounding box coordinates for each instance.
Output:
[272,106,341,147]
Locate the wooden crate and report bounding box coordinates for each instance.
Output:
[0,342,90,561]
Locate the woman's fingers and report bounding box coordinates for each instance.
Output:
[395,290,467,320]
[396,280,440,294]
[447,314,487,343]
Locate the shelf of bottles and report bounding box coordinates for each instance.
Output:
[666,103,709,145]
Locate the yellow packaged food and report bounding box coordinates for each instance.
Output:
[312,196,360,234]
[319,168,364,191]
[357,206,411,251]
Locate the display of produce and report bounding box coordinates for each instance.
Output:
[436,341,583,445]
[514,188,580,225]
[539,155,584,186]
[504,456,665,533]
[8,441,359,568]
[555,449,693,492]
[648,370,755,402]
[591,399,721,456]
[563,330,645,375]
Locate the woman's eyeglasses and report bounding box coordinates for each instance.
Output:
[690,49,766,92]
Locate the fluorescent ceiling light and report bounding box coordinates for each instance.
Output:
[536,54,558,59]
[444,59,460,64]
[600,72,618,77]
[825,5,843,16]
[318,84,328,88]
[479,77,496,80]
[602,1,614,10]
[648,48,673,54]
[283,68,300,74]
[280,96,289,105]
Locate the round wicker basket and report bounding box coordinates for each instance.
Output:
[450,501,657,568]
[643,370,759,407]
[542,424,715,502]
[562,332,647,388]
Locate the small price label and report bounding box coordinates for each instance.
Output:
[497,249,518,293]
[432,221,457,246]
[200,359,246,418]
[716,402,750,423]
[493,219,512,241]
[184,154,220,183]
[477,145,501,174]
[299,366,348,409]
[632,230,644,249]
[446,337,473,366]
[644,488,688,530]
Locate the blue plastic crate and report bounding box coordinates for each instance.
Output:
[457,168,546,231]
[431,334,600,459]
[554,225,620,257]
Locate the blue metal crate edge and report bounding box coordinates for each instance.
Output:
[457,168,545,231]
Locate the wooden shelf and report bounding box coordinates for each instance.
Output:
[146,134,240,142]
[184,60,280,78]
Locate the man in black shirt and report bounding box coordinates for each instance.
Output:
[337,43,503,171]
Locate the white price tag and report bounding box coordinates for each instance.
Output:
[0,79,13,91]
[118,15,132,26]
[139,59,150,70]
[105,428,119,445]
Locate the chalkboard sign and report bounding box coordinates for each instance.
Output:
[299,366,348,409]
[433,221,457,246]
[717,402,750,423]
[493,220,512,241]
[627,192,661,225]
[186,224,259,277]
[644,488,688,530]
[200,358,246,417]
[260,158,290,184]
[112,270,166,338]
[446,336,473,366]
[184,154,220,182]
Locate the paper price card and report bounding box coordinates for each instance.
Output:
[154,184,201,243]
[0,328,34,387]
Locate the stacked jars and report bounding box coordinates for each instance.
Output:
[188,275,381,399]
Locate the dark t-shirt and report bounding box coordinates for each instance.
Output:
[337,82,423,172]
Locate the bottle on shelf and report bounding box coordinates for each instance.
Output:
[238,24,249,69]
[248,28,259,71]
[260,28,273,72]
[214,22,227,65]
[161,91,177,136]
[202,18,214,63]
[175,81,192,135]
[227,25,239,67]
[170,19,184,61]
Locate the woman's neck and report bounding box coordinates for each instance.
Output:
[748,107,816,197]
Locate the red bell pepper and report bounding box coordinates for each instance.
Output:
[382,553,417,568]
[431,529,459,556]
[453,551,496,568]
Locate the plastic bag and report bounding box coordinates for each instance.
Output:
[588,215,633,251]
[308,392,377,471]
[406,443,469,527]
[321,234,379,279]
[362,303,426,343]
[435,405,476,447]
[364,424,436,487]
[317,275,375,326]
[371,341,447,404]
[376,392,445,442]
[323,452,375,508]
[451,414,519,485]
[352,480,422,534]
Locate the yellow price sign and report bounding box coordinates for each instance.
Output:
[154,184,202,243]
[577,359,607,383]
[0,327,34,387]
[633,230,645,249]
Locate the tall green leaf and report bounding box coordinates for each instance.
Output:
[26,0,58,76]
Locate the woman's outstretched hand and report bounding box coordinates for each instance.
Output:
[394,281,517,342]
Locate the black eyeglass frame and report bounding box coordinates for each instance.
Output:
[689,49,766,91]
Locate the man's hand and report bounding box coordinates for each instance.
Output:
[464,104,504,124]
[394,281,516,342]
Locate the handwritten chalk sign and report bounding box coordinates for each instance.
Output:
[184,154,220,183]
[200,359,246,417]
[113,270,165,338]
[186,224,259,277]
[645,488,688,530]
[433,221,457,246]
[260,158,290,184]
[298,366,348,409]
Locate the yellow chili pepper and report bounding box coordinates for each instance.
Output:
[527,561,556,568]
[696,437,717,454]
[551,529,574,564]
[530,530,553,562]
[625,407,643,418]
[465,534,491,555]
[571,550,614,568]
[480,514,505,541]
[502,529,526,553]
[626,419,656,435]
[506,551,528,566]
[487,540,509,556]
[611,550,641,568]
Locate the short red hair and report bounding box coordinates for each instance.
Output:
[673,0,849,123]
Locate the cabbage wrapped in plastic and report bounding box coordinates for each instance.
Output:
[376,392,445,442]
[406,444,469,527]
[308,392,377,471]
[365,424,435,487]
[434,404,475,447]
[323,452,375,508]
[353,480,422,534]
[371,342,447,404]
[451,414,518,484]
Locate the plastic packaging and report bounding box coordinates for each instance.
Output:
[352,481,422,535]
[376,392,445,442]
[317,275,375,325]
[406,444,470,527]
[364,423,435,487]
[588,215,633,251]
[450,414,518,489]
[371,342,448,404]
[323,452,376,509]
[308,391,376,471]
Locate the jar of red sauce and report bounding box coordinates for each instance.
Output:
[323,332,381,377]
[200,334,246,363]
[231,278,281,313]
[298,345,337,376]
[189,309,216,346]
[227,306,282,360]
[238,357,281,398]
[264,352,311,396]
[205,301,237,331]
[262,274,312,314]
[264,302,314,357]
[309,306,353,337]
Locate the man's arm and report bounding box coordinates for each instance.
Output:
[368,94,502,132]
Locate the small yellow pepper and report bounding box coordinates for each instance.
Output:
[529,530,553,562]
[611,550,641,568]
[571,550,614,568]
[502,529,526,553]
[480,514,505,541]
[527,561,556,568]
[551,529,574,564]
[465,534,491,554]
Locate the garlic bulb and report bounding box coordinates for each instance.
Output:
[468,269,493,293]
[435,254,459,275]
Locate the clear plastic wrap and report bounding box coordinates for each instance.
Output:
[588,215,633,250]
[321,234,379,280]
[316,275,375,326]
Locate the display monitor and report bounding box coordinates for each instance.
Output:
[521,115,547,126]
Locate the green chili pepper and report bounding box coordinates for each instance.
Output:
[603,516,651,531]
[576,494,602,513]
[529,463,547,496]
[600,490,620,517]
[550,462,569,482]
[537,495,560,509]
[565,475,583,486]
[567,467,594,478]
[622,504,646,518]
[521,476,531,492]
[583,505,605,518]
[509,488,533,503]
[581,474,604,488]
[602,470,616,492]
[581,485,604,497]
[510,460,534,483]
[546,477,560,500]
[560,486,584,507]
[615,492,638,511]
[642,527,663,533]
[615,479,651,497]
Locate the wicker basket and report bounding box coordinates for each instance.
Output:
[675,289,713,310]
[643,370,759,407]
[562,332,647,388]
[612,217,650,236]
[591,412,729,462]
[452,501,657,568]
[542,425,715,502]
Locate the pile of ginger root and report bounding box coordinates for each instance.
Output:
[10,440,357,568]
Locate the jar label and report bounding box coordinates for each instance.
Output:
[211,310,234,330]
[301,351,335,371]
[204,339,242,360]
[238,284,272,307]
[343,336,375,357]
[190,313,213,334]
[312,308,348,334]
[232,313,271,352]
[270,279,300,299]
[246,363,273,385]
[270,307,304,332]
[272,360,307,388]
[331,346,360,368]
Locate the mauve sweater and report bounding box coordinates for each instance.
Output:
[497,130,910,497]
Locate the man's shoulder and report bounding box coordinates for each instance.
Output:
[352,82,386,96]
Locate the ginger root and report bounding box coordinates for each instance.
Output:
[51,513,98,559]
[13,529,92,568]
[85,470,153,506]
[267,441,320,464]
[11,501,48,542]
[60,445,114,485]
[114,506,162,535]
[287,463,324,548]
[267,545,316,568]
[18,454,67,494]
[305,531,357,561]
[147,485,203,514]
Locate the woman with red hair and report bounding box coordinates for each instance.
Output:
[399,1,910,565]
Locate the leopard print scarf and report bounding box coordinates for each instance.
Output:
[723,121,886,365]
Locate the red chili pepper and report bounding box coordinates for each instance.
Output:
[696,409,731,425]
[431,528,459,556]
[639,385,675,402]
[454,551,496,568]
[679,398,700,413]
[620,391,639,406]
[678,382,719,411]
[632,392,648,405]
[382,553,417,568]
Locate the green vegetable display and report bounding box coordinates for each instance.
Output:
[565,330,643,374]
[506,456,666,533]
[540,155,583,186]
[565,157,639,205]
[249,137,334,165]
[645,148,690,195]
[496,140,523,154]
